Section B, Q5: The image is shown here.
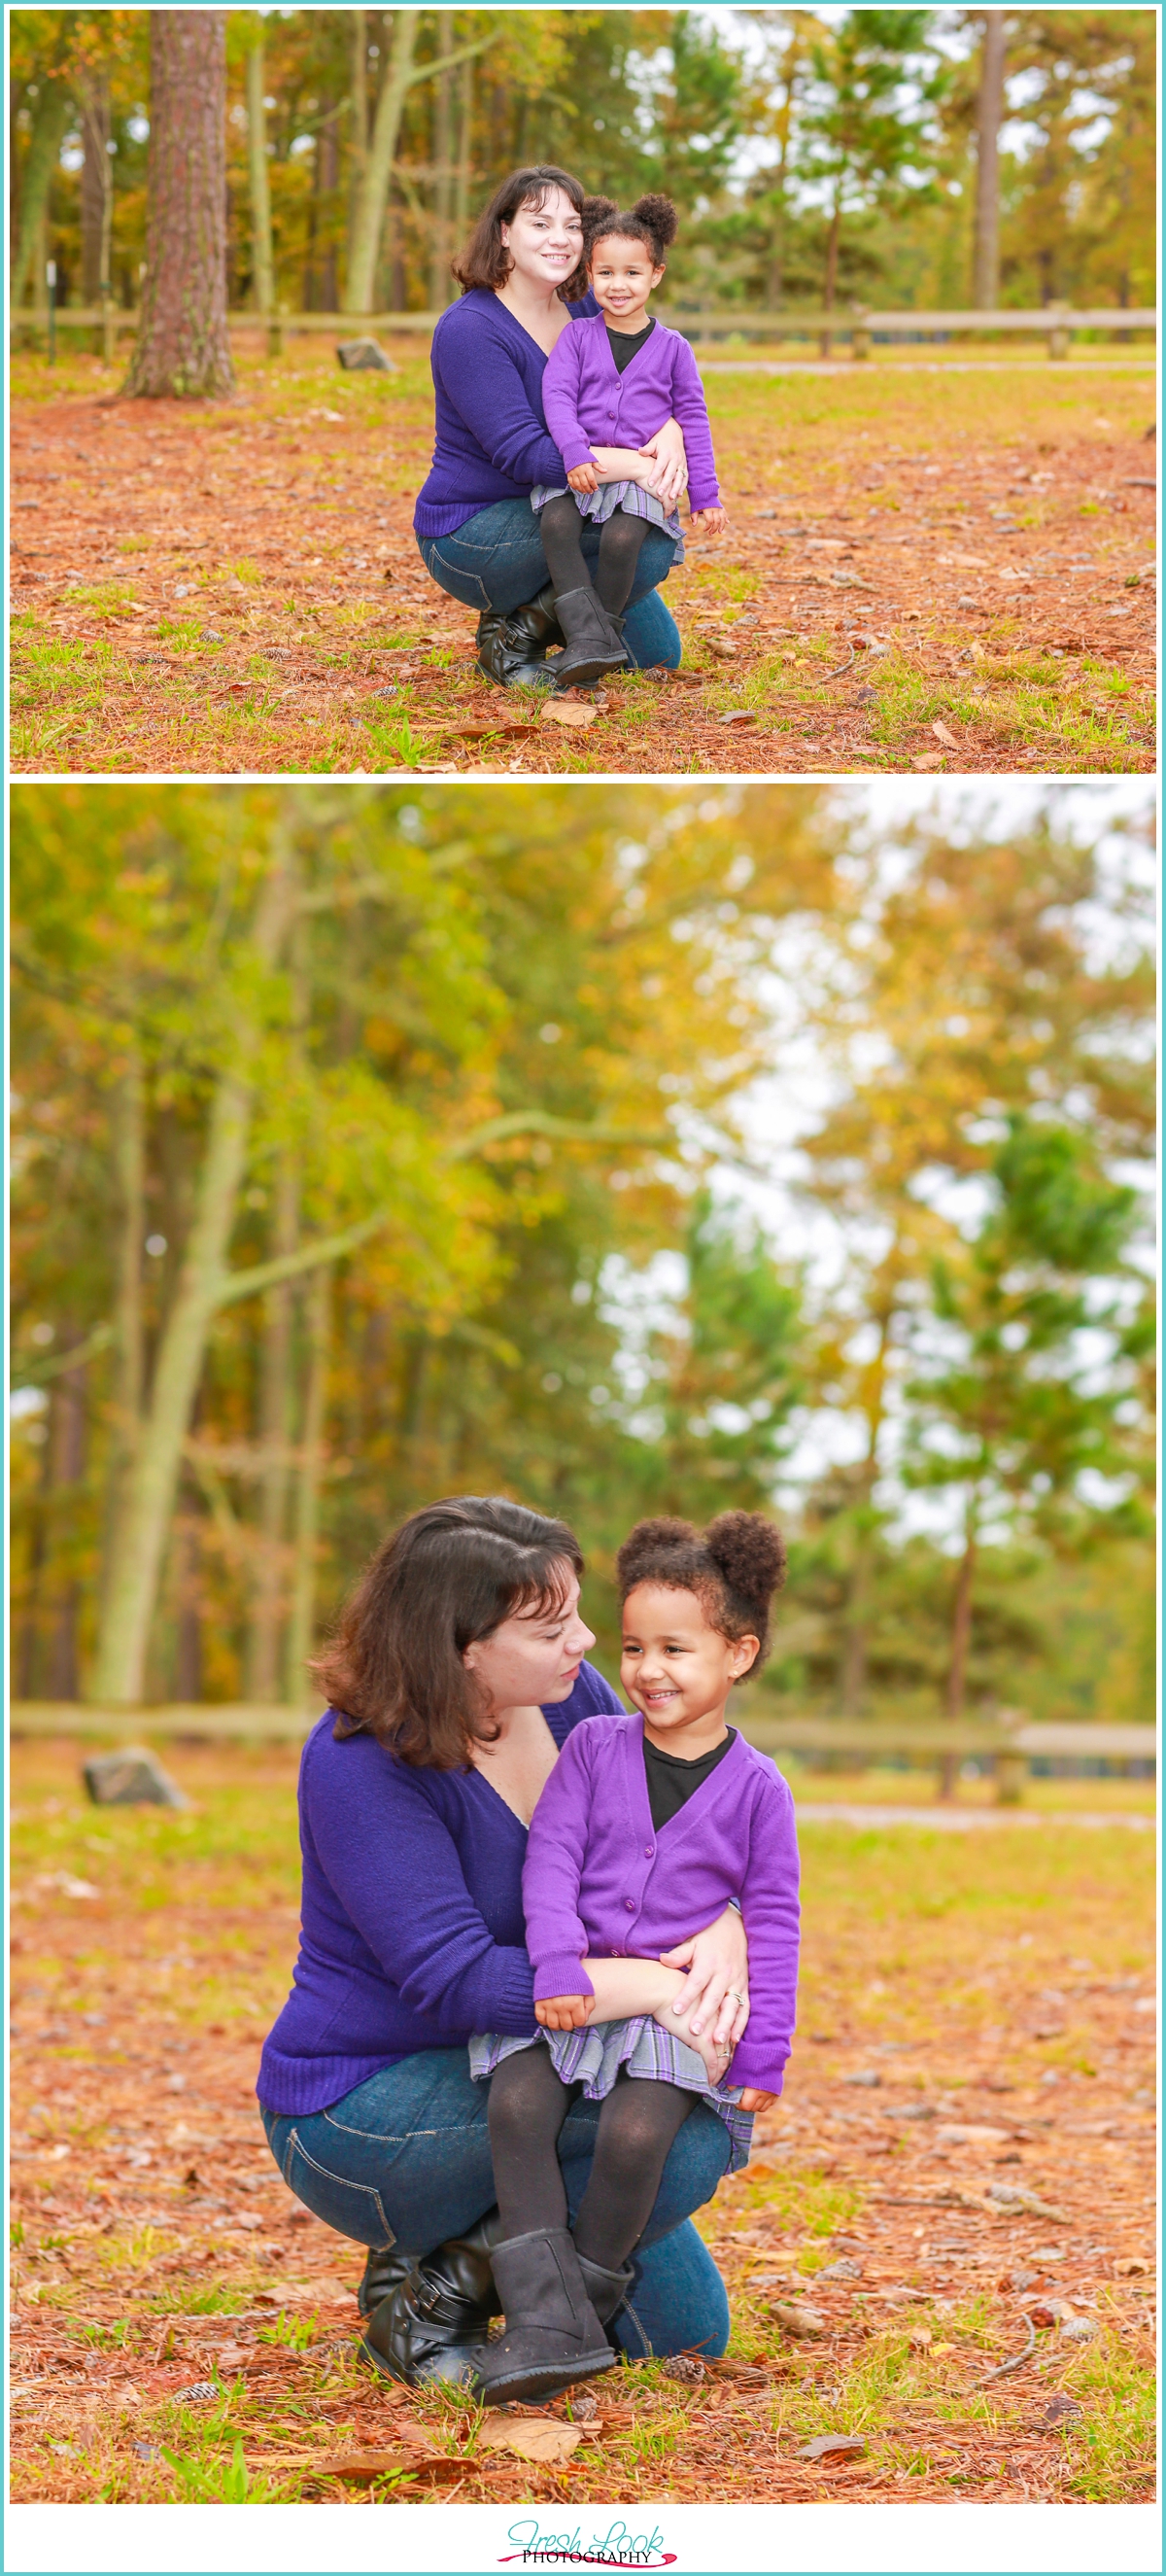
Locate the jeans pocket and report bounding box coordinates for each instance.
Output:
[419,538,492,613]
[281,2125,396,2250]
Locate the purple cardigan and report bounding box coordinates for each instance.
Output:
[414,287,600,539]
[257,1659,623,2115]
[542,314,721,512]
[521,1714,799,2096]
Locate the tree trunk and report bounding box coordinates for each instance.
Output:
[973,10,1007,309]
[90,853,295,1704]
[429,12,455,312]
[346,10,419,313]
[12,77,72,308]
[246,33,275,320]
[454,50,474,247]
[347,7,369,294]
[820,191,841,355]
[173,1484,204,1701]
[123,11,235,400]
[245,1153,299,1701]
[45,1340,87,1700]
[285,1265,332,1706]
[941,1526,977,1797]
[79,68,112,309]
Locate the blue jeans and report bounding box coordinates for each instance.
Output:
[262,2046,731,2359]
[416,499,683,671]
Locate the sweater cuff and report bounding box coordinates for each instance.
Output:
[689,480,720,511]
[532,1954,595,2002]
[556,437,595,473]
[729,2046,788,2095]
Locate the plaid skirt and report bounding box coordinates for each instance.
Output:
[531,477,684,562]
[468,2015,754,2174]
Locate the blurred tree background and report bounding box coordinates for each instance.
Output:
[9,7,1155,325]
[12,784,1154,1724]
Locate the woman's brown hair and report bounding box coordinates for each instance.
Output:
[453,164,588,299]
[616,1511,786,1676]
[313,1496,585,1769]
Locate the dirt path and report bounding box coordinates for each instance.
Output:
[10,1742,1155,2507]
[10,346,1155,777]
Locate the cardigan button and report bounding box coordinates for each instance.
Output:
[644,1844,654,1857]
[625,1897,635,1912]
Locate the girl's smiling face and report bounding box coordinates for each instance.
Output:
[620,1582,758,1753]
[588,233,666,330]
[499,187,584,293]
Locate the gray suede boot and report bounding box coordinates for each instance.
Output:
[550,587,631,687]
[577,2250,634,2327]
[472,2227,618,2405]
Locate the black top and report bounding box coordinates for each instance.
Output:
[642,1727,737,1832]
[606,317,656,376]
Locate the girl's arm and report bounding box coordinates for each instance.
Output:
[722,1773,801,2097]
[541,330,595,476]
[667,340,721,512]
[540,1954,732,2088]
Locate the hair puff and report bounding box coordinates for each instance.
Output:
[632,192,679,251]
[616,1508,786,1678]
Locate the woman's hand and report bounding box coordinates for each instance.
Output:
[652,1996,734,2090]
[738,2088,777,2114]
[659,1906,749,2052]
[638,418,689,510]
[691,505,728,534]
[567,460,600,494]
[535,1994,594,2031]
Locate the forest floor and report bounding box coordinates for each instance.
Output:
[11,1737,1156,2509]
[10,341,1155,779]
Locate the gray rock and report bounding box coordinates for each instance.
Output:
[797,2434,867,2461]
[83,1747,188,1809]
[1059,2316,1098,2343]
[842,2070,881,2087]
[817,2257,864,2281]
[892,2103,936,2120]
[336,337,395,373]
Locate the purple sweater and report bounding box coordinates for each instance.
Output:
[522,1714,799,2096]
[542,314,721,511]
[257,1659,623,2114]
[414,287,600,539]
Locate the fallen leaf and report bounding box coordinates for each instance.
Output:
[540,700,597,729]
[479,2419,585,2466]
[936,2122,1011,2145]
[911,752,944,772]
[771,2300,827,2340]
[318,2450,463,2487]
[1115,2256,1150,2277]
[931,720,960,749]
[717,710,756,726]
[940,552,990,572]
[908,2326,933,2350]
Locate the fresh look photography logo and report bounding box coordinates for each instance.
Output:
[497,2518,676,2568]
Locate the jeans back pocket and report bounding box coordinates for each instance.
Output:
[281,2124,396,2250]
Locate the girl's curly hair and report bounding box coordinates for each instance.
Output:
[616,1511,787,1677]
[582,191,679,270]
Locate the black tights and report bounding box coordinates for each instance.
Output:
[539,494,650,616]
[486,2044,693,2274]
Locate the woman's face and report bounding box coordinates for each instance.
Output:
[499,188,584,293]
[463,1566,595,1712]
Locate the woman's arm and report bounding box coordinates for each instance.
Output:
[433,307,568,493]
[304,1734,538,2037]
[660,1904,750,2049]
[636,418,688,510]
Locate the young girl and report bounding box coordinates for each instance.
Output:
[534,193,727,686]
[468,1512,799,2404]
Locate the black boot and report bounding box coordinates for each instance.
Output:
[577,2251,634,2327]
[472,2226,618,2407]
[360,2209,503,2387]
[549,588,630,688]
[476,587,562,689]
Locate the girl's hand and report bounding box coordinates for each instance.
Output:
[567,460,599,494]
[738,2089,777,2115]
[691,505,728,533]
[535,1994,593,2030]
[638,418,689,510]
[660,1905,749,2051]
[652,1997,733,2089]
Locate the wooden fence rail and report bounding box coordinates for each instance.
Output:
[10,1702,1156,1805]
[11,304,1157,365]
